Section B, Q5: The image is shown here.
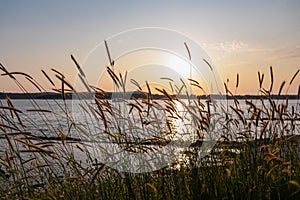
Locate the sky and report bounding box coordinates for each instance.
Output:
[0,0,299,94]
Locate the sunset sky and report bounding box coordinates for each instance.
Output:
[1,0,299,94]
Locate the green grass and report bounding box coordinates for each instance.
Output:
[0,59,299,199]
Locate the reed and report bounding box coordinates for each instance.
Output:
[0,57,299,199]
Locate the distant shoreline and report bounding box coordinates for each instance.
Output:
[0,92,299,100]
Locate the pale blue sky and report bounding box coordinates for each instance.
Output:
[1,0,299,93]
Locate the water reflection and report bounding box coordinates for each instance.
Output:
[69,96,205,172]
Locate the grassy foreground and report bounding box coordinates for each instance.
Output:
[0,59,300,199]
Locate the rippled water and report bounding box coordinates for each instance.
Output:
[0,98,299,172]
[0,98,299,138]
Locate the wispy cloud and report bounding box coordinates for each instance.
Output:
[202,40,300,59]
[267,46,300,60]
[201,41,248,52]
[200,39,300,69]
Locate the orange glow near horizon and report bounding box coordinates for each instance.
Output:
[92,49,212,95]
[1,51,299,96]
[0,40,299,95]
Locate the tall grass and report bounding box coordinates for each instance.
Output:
[0,58,299,199]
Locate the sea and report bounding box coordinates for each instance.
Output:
[0,98,299,173]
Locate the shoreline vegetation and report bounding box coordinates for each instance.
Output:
[0,55,300,199]
[0,92,299,100]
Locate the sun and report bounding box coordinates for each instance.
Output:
[164,53,191,80]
